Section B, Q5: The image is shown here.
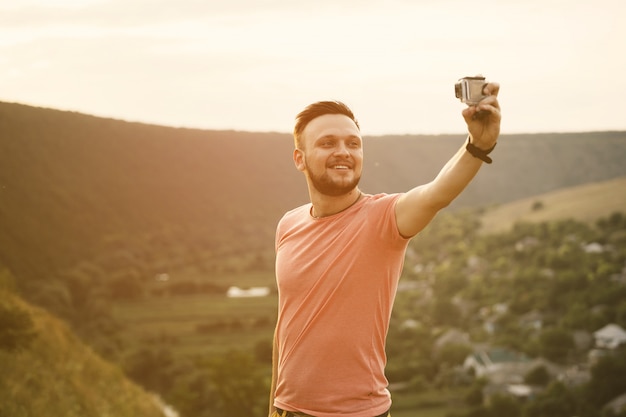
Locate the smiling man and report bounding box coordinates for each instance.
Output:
[270,84,501,417]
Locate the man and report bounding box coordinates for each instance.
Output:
[270,83,501,417]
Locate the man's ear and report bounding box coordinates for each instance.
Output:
[293,148,306,172]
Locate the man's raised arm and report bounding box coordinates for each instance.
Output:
[395,82,501,238]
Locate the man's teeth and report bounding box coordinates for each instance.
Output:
[334,165,349,169]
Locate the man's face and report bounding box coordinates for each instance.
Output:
[295,114,363,196]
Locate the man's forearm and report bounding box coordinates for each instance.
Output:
[395,138,488,238]
[429,139,484,207]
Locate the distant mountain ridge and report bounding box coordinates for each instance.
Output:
[1,101,626,288]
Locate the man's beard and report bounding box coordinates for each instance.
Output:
[307,169,361,197]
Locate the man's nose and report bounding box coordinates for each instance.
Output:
[334,142,350,157]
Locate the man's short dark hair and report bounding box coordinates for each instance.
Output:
[293,101,360,149]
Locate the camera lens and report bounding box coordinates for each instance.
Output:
[454,83,462,99]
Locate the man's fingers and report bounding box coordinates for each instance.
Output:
[483,82,500,97]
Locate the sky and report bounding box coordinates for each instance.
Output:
[1,0,625,136]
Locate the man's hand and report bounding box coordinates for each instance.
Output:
[462,82,501,150]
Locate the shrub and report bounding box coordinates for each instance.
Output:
[525,365,551,386]
[0,295,37,352]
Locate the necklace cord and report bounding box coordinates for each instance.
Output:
[311,190,362,219]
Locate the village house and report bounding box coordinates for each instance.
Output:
[463,347,531,381]
[593,323,626,349]
[604,393,626,415]
[558,364,591,387]
[463,347,561,384]
[226,286,270,298]
[434,328,470,352]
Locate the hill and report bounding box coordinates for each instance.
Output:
[1,100,626,304]
[480,176,626,234]
[0,286,167,417]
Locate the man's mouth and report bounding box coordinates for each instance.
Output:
[332,165,350,170]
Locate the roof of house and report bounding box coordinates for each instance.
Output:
[471,347,530,366]
[605,392,626,413]
[434,328,470,350]
[594,324,626,339]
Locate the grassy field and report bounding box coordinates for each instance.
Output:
[112,291,278,356]
[111,290,471,416]
[480,176,626,234]
[111,284,470,415]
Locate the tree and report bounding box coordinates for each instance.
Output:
[436,343,472,367]
[586,349,626,408]
[108,274,143,300]
[597,212,626,232]
[253,338,273,365]
[206,350,268,416]
[0,296,37,352]
[431,299,462,327]
[0,267,17,291]
[538,328,574,363]
[522,382,579,417]
[532,200,544,211]
[490,394,522,417]
[524,365,551,386]
[167,369,221,417]
[124,347,177,394]
[616,301,626,329]
[465,380,485,407]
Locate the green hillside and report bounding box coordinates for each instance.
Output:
[1,101,625,290]
[0,285,166,417]
[480,176,626,234]
[1,101,625,340]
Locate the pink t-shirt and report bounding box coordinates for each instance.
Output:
[274,193,410,417]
